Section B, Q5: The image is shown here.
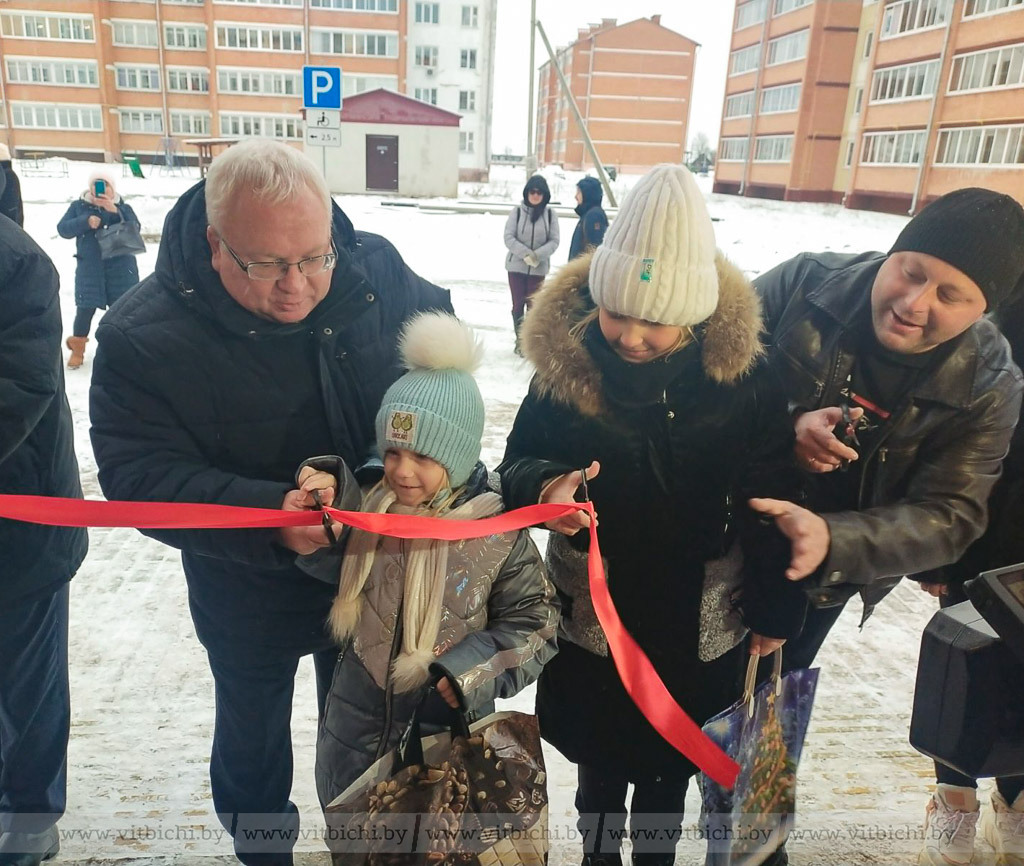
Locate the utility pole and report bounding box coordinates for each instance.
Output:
[535,20,616,207]
[525,0,538,177]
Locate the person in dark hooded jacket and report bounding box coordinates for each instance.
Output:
[568,176,608,261]
[0,215,87,866]
[504,174,559,352]
[56,172,141,369]
[0,143,24,227]
[88,139,451,866]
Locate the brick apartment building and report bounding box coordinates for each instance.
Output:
[717,0,1024,212]
[536,15,699,175]
[0,0,496,180]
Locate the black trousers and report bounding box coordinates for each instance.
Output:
[575,763,689,860]
[781,601,847,673]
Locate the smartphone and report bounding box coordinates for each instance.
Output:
[93,179,106,196]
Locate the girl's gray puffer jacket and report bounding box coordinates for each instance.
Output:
[504,204,560,277]
[309,461,559,808]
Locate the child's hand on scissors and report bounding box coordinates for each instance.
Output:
[539,460,600,536]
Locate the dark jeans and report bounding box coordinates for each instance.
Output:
[508,272,545,320]
[781,601,846,673]
[934,763,1024,803]
[0,585,70,835]
[575,763,689,860]
[72,307,97,338]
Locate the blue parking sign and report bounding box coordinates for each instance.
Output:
[303,66,343,110]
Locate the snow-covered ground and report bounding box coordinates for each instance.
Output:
[17,160,981,864]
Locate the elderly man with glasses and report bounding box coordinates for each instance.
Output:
[89,139,452,866]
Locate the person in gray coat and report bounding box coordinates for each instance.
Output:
[290,313,558,810]
[504,174,559,352]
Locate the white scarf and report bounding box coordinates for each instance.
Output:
[329,484,504,693]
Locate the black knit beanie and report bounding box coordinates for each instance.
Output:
[889,187,1024,311]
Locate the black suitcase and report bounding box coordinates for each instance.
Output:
[910,600,1024,778]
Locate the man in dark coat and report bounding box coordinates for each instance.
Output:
[0,217,88,866]
[0,145,24,227]
[568,176,608,261]
[89,139,452,866]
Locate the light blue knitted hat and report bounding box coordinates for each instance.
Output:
[375,312,485,486]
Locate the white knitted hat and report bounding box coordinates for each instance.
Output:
[589,164,718,327]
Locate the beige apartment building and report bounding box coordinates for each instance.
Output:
[536,16,699,175]
[718,0,1024,213]
[0,0,496,179]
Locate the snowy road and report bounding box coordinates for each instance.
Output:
[17,162,984,864]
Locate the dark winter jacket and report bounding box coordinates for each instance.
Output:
[0,217,87,604]
[568,177,608,261]
[89,181,452,656]
[57,195,141,309]
[756,251,1023,615]
[314,462,558,806]
[0,161,24,227]
[497,253,802,779]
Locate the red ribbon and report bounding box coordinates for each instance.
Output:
[0,494,739,788]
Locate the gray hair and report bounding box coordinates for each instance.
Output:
[205,139,331,233]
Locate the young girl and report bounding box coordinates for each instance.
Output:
[498,164,803,866]
[295,311,558,809]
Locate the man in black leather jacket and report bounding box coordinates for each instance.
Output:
[90,140,451,865]
[749,187,1024,672]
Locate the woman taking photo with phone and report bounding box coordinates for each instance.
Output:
[57,172,142,368]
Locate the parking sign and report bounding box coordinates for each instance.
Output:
[302,66,343,110]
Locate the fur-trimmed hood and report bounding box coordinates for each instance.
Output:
[521,250,764,416]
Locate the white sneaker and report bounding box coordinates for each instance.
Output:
[982,790,1024,866]
[919,785,980,866]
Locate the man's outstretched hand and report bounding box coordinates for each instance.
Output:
[748,497,830,581]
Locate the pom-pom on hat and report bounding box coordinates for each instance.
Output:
[589,164,719,327]
[375,313,485,486]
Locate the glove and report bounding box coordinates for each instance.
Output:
[523,253,540,268]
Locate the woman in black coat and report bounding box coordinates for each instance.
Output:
[57,172,140,368]
[498,165,803,866]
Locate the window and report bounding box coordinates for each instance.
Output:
[459,90,476,111]
[220,112,302,139]
[216,24,303,52]
[774,0,813,14]
[218,68,302,95]
[881,0,953,39]
[462,5,479,26]
[170,111,210,135]
[949,44,1024,93]
[719,137,750,160]
[165,24,207,50]
[459,130,475,153]
[964,0,1024,15]
[312,29,398,57]
[113,20,159,47]
[724,90,756,117]
[414,87,438,104]
[310,0,397,8]
[936,124,1024,166]
[861,129,926,164]
[11,102,102,130]
[864,31,874,58]
[730,44,761,75]
[845,139,855,167]
[5,58,98,87]
[343,75,398,96]
[0,12,94,41]
[460,49,477,69]
[766,29,809,65]
[119,109,164,134]
[415,46,439,67]
[415,3,439,23]
[167,68,209,93]
[116,65,161,91]
[854,87,863,113]
[164,0,205,4]
[760,82,801,113]
[754,134,793,161]
[736,0,768,29]
[870,59,940,101]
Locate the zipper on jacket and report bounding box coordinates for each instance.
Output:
[856,400,910,508]
[374,540,407,762]
[878,448,888,463]
[661,390,675,420]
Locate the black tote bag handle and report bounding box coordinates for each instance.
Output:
[395,688,472,771]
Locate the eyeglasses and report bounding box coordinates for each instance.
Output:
[219,236,338,281]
